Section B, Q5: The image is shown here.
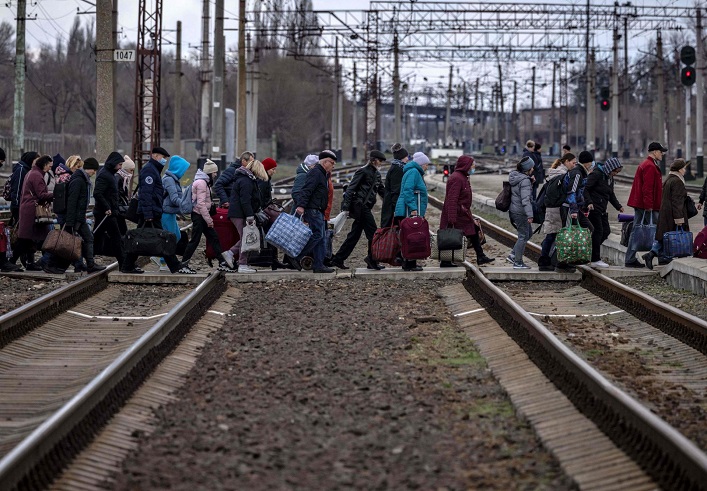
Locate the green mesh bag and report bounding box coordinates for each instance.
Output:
[556,222,591,264]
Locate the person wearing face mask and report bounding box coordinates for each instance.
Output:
[330,150,386,270]
[624,142,666,268]
[643,159,691,269]
[381,143,409,228]
[584,157,624,268]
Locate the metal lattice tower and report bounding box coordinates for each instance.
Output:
[132,0,163,169]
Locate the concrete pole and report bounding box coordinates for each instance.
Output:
[444,65,453,145]
[474,78,479,150]
[211,0,224,157]
[530,66,536,138]
[393,33,401,143]
[686,86,692,162]
[551,61,556,153]
[200,0,211,152]
[337,57,343,159]
[623,16,629,157]
[586,49,596,151]
[12,0,26,159]
[252,44,260,158]
[112,0,118,149]
[174,21,182,156]
[352,62,358,160]
[656,30,666,174]
[512,80,518,153]
[497,63,505,149]
[492,85,499,148]
[96,0,115,161]
[461,81,467,143]
[696,9,704,177]
[611,28,619,157]
[237,0,247,154]
[246,33,253,152]
[331,38,338,152]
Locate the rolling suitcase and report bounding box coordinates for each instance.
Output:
[206,207,239,260]
[399,192,431,260]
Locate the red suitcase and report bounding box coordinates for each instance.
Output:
[399,215,431,260]
[206,207,239,260]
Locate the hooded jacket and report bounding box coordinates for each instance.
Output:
[381,159,405,227]
[228,167,262,219]
[9,152,37,208]
[137,157,166,220]
[509,170,534,219]
[192,169,215,226]
[162,156,190,214]
[65,168,91,227]
[94,151,123,215]
[440,157,476,236]
[213,160,242,204]
[395,160,428,218]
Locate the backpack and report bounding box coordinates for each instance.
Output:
[179,184,194,214]
[2,179,10,201]
[53,181,69,215]
[544,174,567,208]
[494,181,511,212]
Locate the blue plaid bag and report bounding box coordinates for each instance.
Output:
[265,212,313,258]
[663,226,693,258]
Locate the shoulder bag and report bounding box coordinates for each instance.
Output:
[30,191,54,224]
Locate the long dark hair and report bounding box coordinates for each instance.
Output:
[34,155,53,170]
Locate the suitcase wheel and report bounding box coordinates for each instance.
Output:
[300,256,313,270]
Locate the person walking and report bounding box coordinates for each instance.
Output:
[381,143,409,228]
[8,151,38,228]
[698,174,707,226]
[562,144,571,156]
[115,155,135,235]
[643,159,691,269]
[255,157,291,271]
[439,155,494,266]
[537,153,575,271]
[64,156,106,273]
[292,150,337,274]
[584,157,624,268]
[395,151,431,272]
[93,152,129,270]
[507,156,535,269]
[532,142,545,199]
[181,160,235,273]
[624,142,666,268]
[291,155,320,203]
[330,150,386,270]
[121,147,183,274]
[214,151,253,206]
[151,155,190,271]
[224,159,269,273]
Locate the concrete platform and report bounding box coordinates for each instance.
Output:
[660,257,707,296]
[0,270,71,281]
[108,271,210,284]
[352,266,466,280]
[226,270,339,282]
[481,266,581,281]
[590,265,662,278]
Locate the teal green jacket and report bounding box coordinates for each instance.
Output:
[395,161,428,217]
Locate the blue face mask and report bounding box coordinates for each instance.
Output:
[160,158,167,165]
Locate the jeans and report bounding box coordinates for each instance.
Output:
[588,211,611,262]
[297,208,326,269]
[333,207,377,262]
[625,208,659,265]
[510,212,532,265]
[183,213,224,265]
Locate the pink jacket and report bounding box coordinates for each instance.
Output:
[192,170,213,226]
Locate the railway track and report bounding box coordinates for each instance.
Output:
[426,193,707,489]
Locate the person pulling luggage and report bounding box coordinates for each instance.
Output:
[395,152,431,272]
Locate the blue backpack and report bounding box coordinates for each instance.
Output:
[179,184,194,214]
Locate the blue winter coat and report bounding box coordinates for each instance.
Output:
[395,161,428,217]
[213,161,241,204]
[290,163,310,204]
[137,158,165,220]
[161,156,190,214]
[9,159,32,208]
[295,164,329,212]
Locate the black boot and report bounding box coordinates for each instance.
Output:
[477,255,495,265]
[642,251,656,270]
[364,256,385,270]
[538,255,554,272]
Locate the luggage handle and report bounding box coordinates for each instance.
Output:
[641,212,654,226]
[408,191,423,218]
[93,215,109,234]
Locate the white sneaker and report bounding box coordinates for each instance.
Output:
[222,250,235,269]
[238,265,257,274]
[591,261,610,268]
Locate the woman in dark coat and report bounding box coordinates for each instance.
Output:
[439,155,494,266]
[15,155,54,270]
[583,157,624,267]
[643,159,690,269]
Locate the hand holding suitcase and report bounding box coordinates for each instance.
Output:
[123,222,177,257]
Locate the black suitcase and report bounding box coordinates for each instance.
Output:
[123,224,177,256]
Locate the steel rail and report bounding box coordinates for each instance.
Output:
[0,272,227,491]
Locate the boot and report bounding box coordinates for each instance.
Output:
[477,255,495,265]
[642,251,656,270]
[538,255,554,272]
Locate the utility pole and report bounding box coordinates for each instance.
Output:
[96,0,115,161]
[492,84,499,149]
[586,49,596,151]
[337,44,343,160]
[623,16,629,157]
[551,61,556,154]
[393,33,401,143]
[237,0,247,153]
[611,27,619,157]
[212,0,224,158]
[200,0,210,154]
[13,0,26,159]
[686,84,692,163]
[252,41,260,157]
[697,9,704,178]
[473,78,479,150]
[174,20,182,156]
[512,80,518,154]
[530,66,536,139]
[497,63,505,150]
[656,30,666,174]
[461,81,467,144]
[352,62,357,160]
[445,65,453,145]
[331,38,339,154]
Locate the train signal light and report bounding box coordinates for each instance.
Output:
[680,46,696,66]
[443,164,450,182]
[600,87,610,112]
[680,46,696,87]
[681,67,696,86]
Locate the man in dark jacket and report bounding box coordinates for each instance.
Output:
[64,158,106,273]
[213,151,253,205]
[123,147,182,274]
[93,152,128,269]
[532,142,545,199]
[381,143,409,227]
[584,157,624,267]
[8,151,37,224]
[330,150,386,270]
[293,150,337,273]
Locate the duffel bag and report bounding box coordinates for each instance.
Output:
[123,223,177,257]
[265,212,312,258]
[42,225,83,262]
[663,226,693,258]
[556,222,591,264]
[371,225,400,264]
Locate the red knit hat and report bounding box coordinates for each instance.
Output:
[262,157,277,171]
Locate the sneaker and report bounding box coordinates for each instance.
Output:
[222,250,235,269]
[590,261,610,268]
[238,265,257,274]
[74,263,88,273]
[555,265,576,273]
[506,255,515,264]
[177,266,197,274]
[513,262,531,269]
[624,261,645,269]
[42,265,65,274]
[313,266,335,273]
[477,256,495,265]
[218,263,236,273]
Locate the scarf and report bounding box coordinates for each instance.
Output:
[236,166,256,180]
[390,158,405,169]
[117,168,134,199]
[668,170,685,184]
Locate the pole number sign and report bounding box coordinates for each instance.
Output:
[113,50,136,62]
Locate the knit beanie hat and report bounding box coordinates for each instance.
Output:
[21,151,39,166]
[262,157,277,171]
[412,152,431,166]
[304,154,319,168]
[603,157,623,174]
[319,149,337,161]
[519,156,534,172]
[83,157,100,170]
[52,153,66,172]
[578,150,594,164]
[392,143,409,161]
[122,155,136,171]
[203,161,219,174]
[670,159,688,172]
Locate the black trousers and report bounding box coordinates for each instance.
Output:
[94,212,125,267]
[123,215,181,272]
[333,207,377,262]
[182,212,224,264]
[587,210,610,262]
